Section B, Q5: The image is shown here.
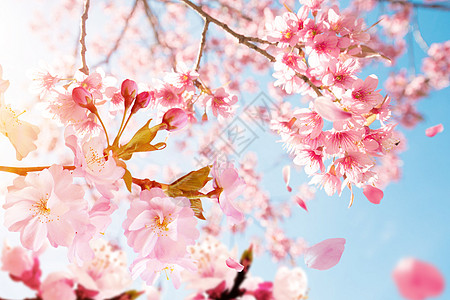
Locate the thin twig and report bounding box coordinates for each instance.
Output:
[378,0,450,10]
[411,7,430,53]
[94,0,139,67]
[79,0,91,75]
[195,20,210,71]
[180,0,322,96]
[141,0,177,69]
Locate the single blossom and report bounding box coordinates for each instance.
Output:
[39,272,76,300]
[130,255,197,289]
[3,165,91,253]
[65,130,125,199]
[1,242,41,290]
[273,266,308,300]
[69,239,132,299]
[123,188,199,260]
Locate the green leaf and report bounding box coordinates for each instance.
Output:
[121,120,162,153]
[123,168,133,192]
[167,166,212,197]
[190,198,206,220]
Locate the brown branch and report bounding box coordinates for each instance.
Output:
[378,0,450,10]
[195,20,210,71]
[212,0,253,21]
[0,166,76,176]
[179,0,322,96]
[94,0,139,67]
[79,0,91,75]
[141,0,177,69]
[141,0,165,46]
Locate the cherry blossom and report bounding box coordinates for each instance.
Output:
[123,188,199,259]
[3,165,91,253]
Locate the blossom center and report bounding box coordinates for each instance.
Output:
[148,214,173,237]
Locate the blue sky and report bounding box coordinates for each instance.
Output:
[0,1,449,299]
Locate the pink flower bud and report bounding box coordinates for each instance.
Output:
[162,108,188,131]
[72,87,93,108]
[130,91,151,114]
[121,79,138,109]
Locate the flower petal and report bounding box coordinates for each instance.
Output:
[393,258,445,300]
[226,257,244,272]
[425,124,444,137]
[363,185,383,204]
[314,96,352,122]
[304,238,346,270]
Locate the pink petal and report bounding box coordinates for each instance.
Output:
[295,196,308,212]
[226,257,244,272]
[282,165,292,192]
[425,124,444,137]
[304,238,346,270]
[393,258,445,300]
[363,185,383,204]
[314,96,352,122]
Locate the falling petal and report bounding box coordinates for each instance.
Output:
[363,185,383,204]
[393,258,445,300]
[304,238,346,270]
[282,165,292,192]
[425,124,444,137]
[226,257,244,272]
[295,196,308,212]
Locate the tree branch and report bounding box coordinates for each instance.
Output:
[195,20,210,71]
[378,0,450,10]
[141,0,177,69]
[180,0,322,96]
[94,0,139,67]
[0,166,76,176]
[79,0,91,75]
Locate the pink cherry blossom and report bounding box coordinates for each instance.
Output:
[203,88,238,118]
[154,83,184,107]
[1,242,41,290]
[39,272,76,300]
[273,266,308,300]
[344,75,383,114]
[304,238,346,270]
[70,239,132,299]
[123,188,199,259]
[184,235,238,291]
[425,124,444,137]
[130,255,197,289]
[3,165,91,252]
[65,131,125,199]
[266,12,300,47]
[211,162,245,224]
[393,258,445,300]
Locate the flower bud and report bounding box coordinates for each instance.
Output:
[121,79,138,109]
[162,108,188,132]
[72,86,93,108]
[130,91,151,114]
